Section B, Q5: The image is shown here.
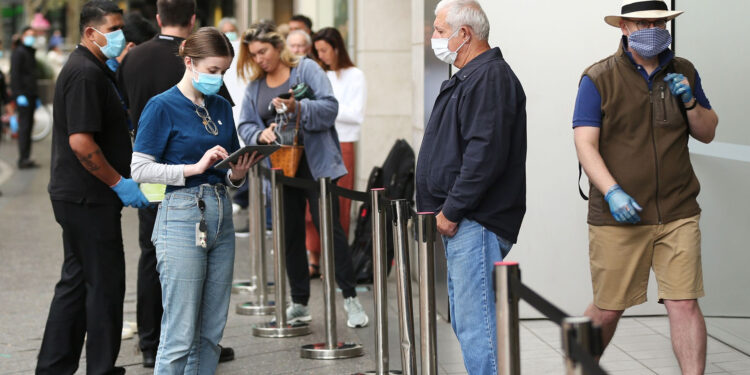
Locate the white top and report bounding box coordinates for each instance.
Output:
[223,40,247,146]
[327,67,367,143]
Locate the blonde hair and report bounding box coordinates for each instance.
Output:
[237,23,299,83]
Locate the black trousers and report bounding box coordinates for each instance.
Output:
[284,157,357,305]
[37,201,126,375]
[136,204,162,354]
[16,95,36,163]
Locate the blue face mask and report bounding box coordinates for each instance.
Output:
[627,27,672,59]
[23,35,36,47]
[225,32,238,42]
[93,28,126,59]
[191,59,223,96]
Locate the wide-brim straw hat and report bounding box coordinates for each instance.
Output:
[605,0,683,27]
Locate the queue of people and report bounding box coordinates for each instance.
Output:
[30,0,718,374]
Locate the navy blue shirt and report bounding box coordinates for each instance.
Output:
[134,86,240,192]
[573,39,711,128]
[416,48,527,243]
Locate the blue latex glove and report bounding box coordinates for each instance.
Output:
[604,184,643,224]
[9,114,18,134]
[36,98,42,109]
[664,73,693,103]
[16,95,28,107]
[111,177,150,208]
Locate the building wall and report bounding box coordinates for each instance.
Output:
[353,0,413,190]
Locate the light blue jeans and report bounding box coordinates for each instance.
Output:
[152,184,235,374]
[443,219,513,375]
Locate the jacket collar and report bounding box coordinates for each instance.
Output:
[156,33,185,43]
[76,44,117,81]
[455,47,503,81]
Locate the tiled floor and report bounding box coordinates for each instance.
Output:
[518,317,750,375]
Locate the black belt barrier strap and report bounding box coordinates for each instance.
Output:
[330,184,369,203]
[258,166,319,192]
[569,340,609,375]
[509,277,570,325]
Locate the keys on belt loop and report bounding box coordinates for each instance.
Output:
[198,198,207,248]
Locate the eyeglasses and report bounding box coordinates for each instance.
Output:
[194,104,219,136]
[625,18,668,30]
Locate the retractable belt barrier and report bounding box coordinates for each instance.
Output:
[495,263,608,375]
[252,166,439,372]
[236,165,275,316]
[246,166,605,374]
[252,169,311,338]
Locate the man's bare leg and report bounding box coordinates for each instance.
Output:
[664,299,706,375]
[584,303,624,351]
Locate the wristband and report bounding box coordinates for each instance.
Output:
[684,100,698,111]
[109,176,123,188]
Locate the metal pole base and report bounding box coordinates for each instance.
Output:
[231,280,253,294]
[235,301,275,316]
[232,281,274,295]
[352,371,403,375]
[300,342,364,360]
[252,321,311,338]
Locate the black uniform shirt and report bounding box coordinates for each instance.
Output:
[48,45,132,205]
[118,34,234,134]
[10,44,38,98]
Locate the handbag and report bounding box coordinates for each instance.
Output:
[269,105,303,177]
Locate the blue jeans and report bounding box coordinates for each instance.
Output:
[443,219,513,375]
[152,184,235,374]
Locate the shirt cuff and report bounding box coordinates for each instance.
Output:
[441,199,464,224]
[226,170,245,188]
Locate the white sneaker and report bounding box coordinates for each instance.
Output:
[344,297,369,328]
[271,303,311,324]
[232,203,242,214]
[121,322,135,340]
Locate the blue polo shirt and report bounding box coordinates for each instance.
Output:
[573,38,711,128]
[134,86,240,192]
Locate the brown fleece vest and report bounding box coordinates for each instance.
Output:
[583,46,701,226]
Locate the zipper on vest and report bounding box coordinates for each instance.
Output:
[660,85,667,123]
[649,89,663,224]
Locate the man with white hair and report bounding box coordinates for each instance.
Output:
[574,1,718,373]
[287,29,311,57]
[416,1,526,373]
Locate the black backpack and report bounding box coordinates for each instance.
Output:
[350,139,415,283]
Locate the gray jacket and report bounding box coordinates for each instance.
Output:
[237,57,346,180]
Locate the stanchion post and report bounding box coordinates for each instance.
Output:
[354,189,400,375]
[253,169,310,337]
[392,200,417,375]
[301,178,363,359]
[562,317,593,375]
[495,262,521,375]
[232,168,255,295]
[237,165,275,315]
[417,213,438,375]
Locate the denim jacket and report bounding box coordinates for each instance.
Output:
[237,57,346,180]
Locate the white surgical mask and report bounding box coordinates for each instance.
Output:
[431,28,468,65]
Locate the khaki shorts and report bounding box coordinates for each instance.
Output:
[588,214,704,310]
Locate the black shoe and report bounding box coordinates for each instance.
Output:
[17,159,39,169]
[219,345,235,362]
[142,350,156,368]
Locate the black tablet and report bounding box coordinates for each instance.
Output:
[214,145,280,169]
